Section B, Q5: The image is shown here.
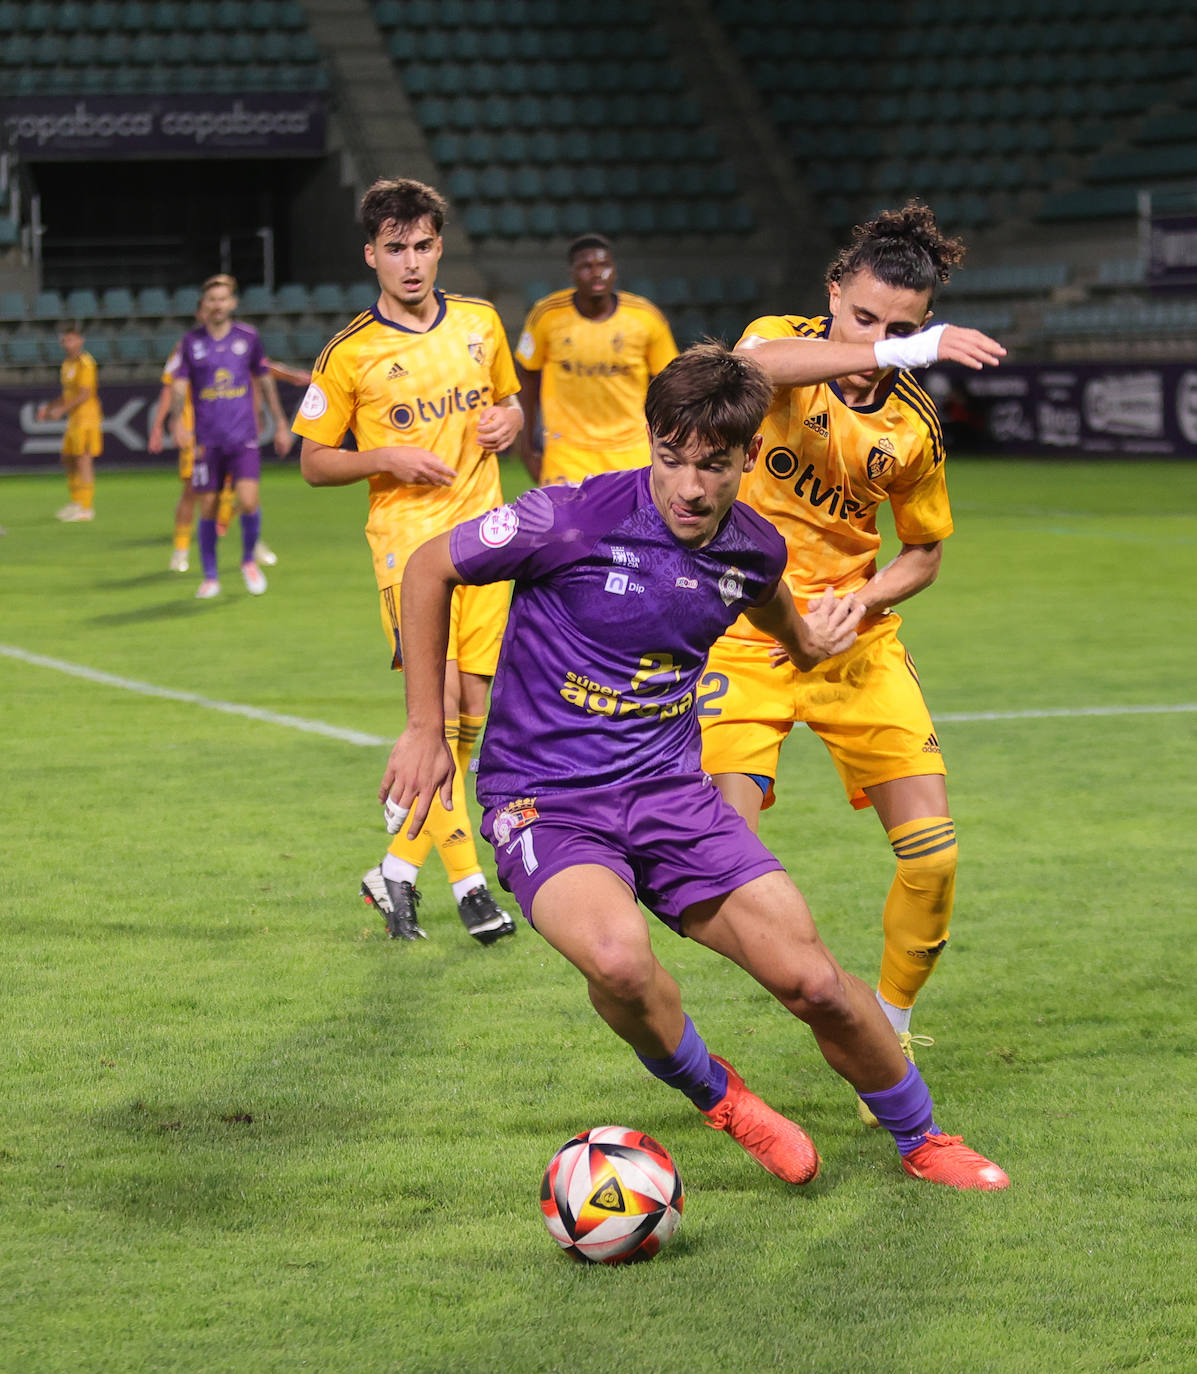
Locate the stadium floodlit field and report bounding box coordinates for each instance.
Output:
[1,457,1194,1374]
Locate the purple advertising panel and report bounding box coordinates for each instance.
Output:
[0,381,307,471]
[923,362,1197,457]
[1,94,326,160]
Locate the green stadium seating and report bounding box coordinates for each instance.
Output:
[310,283,346,313]
[274,283,309,313]
[115,335,153,365]
[65,289,100,319]
[7,337,42,367]
[100,288,136,319]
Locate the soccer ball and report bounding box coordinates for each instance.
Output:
[539,1125,684,1264]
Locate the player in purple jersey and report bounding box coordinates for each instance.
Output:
[381,344,1009,1191]
[170,274,292,600]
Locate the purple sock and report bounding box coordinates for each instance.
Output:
[637,1015,728,1111]
[198,518,219,580]
[240,509,261,565]
[858,1061,941,1156]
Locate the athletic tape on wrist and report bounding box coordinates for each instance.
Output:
[873,324,947,371]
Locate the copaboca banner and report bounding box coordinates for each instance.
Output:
[924,362,1197,457]
[1,94,326,159]
[0,381,306,471]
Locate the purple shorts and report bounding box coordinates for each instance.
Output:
[481,771,784,934]
[191,442,260,493]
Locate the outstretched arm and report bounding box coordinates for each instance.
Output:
[738,324,1005,387]
[744,584,865,671]
[378,533,464,840]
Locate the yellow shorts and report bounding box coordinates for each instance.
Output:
[540,435,650,487]
[177,444,196,481]
[698,614,945,810]
[61,422,102,459]
[379,578,510,676]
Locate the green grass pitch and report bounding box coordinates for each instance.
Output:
[1,457,1194,1373]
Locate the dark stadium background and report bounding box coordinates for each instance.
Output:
[3,0,1196,466]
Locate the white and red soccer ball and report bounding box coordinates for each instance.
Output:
[540,1126,684,1264]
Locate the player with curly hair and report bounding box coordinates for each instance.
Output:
[698,202,1007,1123]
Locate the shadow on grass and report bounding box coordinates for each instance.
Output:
[108,537,174,551]
[94,570,190,590]
[87,599,217,625]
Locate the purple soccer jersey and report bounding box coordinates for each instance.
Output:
[175,321,267,451]
[449,466,787,809]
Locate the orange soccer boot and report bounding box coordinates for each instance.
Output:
[702,1055,820,1185]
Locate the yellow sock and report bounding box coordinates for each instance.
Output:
[217,486,236,527]
[424,758,484,886]
[457,712,485,778]
[387,808,436,870]
[75,483,94,512]
[174,522,192,552]
[878,816,957,1009]
[66,473,80,504]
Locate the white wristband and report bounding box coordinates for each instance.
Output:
[873,324,947,371]
[384,797,410,834]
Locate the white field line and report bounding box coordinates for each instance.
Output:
[2,642,1195,742]
[0,643,391,747]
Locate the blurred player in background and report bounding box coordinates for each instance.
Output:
[168,274,291,598]
[295,176,520,947]
[699,203,1007,1122]
[149,309,234,572]
[382,343,1009,1191]
[150,332,296,570]
[515,234,676,485]
[37,325,102,522]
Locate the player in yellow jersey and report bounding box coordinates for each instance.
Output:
[37,325,102,522]
[295,177,522,946]
[514,234,677,485]
[699,204,1007,1118]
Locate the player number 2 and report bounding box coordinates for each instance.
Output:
[506,827,539,875]
[697,671,730,717]
[194,461,208,486]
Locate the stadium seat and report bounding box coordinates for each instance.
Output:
[150,1,182,30]
[310,283,346,313]
[7,336,41,366]
[115,334,153,365]
[274,283,309,313]
[0,290,28,320]
[345,281,377,312]
[35,290,65,320]
[20,1,51,32]
[99,287,136,320]
[84,1,119,31]
[135,286,172,317]
[525,204,560,236]
[259,327,292,360]
[86,336,114,366]
[240,284,274,314]
[65,289,100,319]
[292,326,328,361]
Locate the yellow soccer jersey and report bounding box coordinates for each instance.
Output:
[292,291,518,588]
[161,348,194,436]
[729,313,952,641]
[61,351,102,431]
[515,289,677,452]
